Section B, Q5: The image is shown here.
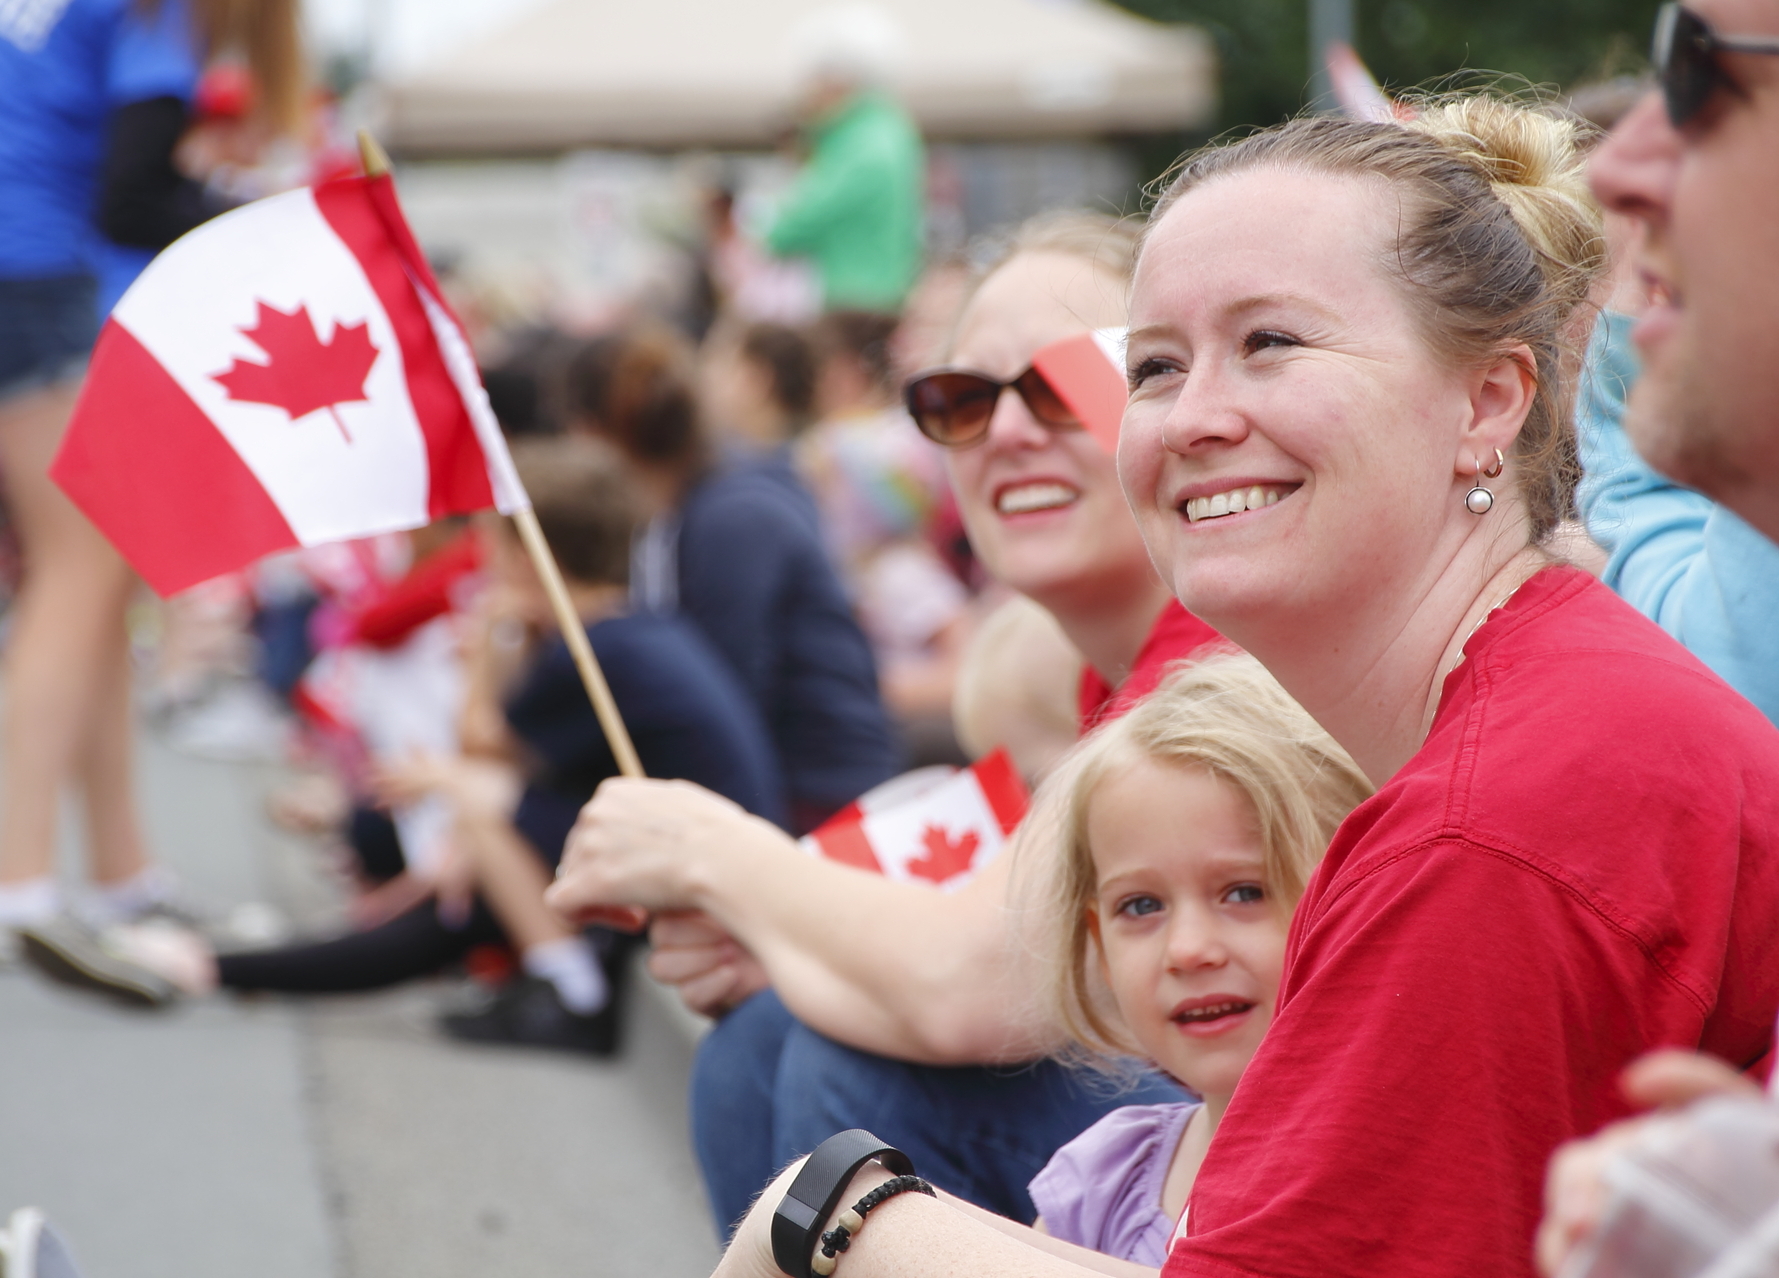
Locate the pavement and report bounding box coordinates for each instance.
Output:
[0,708,721,1278]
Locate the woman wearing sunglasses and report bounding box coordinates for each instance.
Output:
[900,216,1222,726]
[551,214,1221,1234]
[679,91,1779,1278]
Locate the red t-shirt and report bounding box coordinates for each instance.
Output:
[1166,567,1779,1278]
[1078,599,1225,731]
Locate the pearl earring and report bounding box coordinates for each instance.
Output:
[1465,448,1504,515]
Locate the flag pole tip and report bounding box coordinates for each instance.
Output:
[357,131,392,178]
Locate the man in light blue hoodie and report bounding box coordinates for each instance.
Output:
[1575,310,1779,726]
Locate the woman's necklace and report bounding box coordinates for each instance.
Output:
[1423,550,1550,734]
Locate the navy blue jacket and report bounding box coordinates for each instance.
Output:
[505,612,787,863]
[672,449,902,817]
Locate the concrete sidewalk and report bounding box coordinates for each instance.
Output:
[0,718,719,1278]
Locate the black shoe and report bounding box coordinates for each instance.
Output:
[439,977,619,1057]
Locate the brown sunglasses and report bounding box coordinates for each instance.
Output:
[903,365,1081,448]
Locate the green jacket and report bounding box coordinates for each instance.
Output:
[766,92,925,312]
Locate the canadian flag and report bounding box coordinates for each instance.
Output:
[51,173,526,597]
[802,749,1028,890]
[1031,327,1127,454]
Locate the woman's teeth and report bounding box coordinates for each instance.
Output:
[1184,485,1287,523]
[1173,1000,1254,1024]
[997,482,1078,515]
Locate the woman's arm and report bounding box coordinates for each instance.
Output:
[98,98,214,249]
[548,778,1060,1064]
[715,1160,1155,1278]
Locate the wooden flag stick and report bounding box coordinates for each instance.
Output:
[512,507,646,779]
[356,129,644,780]
[357,129,393,178]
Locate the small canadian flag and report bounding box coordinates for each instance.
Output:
[801,749,1029,890]
[51,173,527,596]
[1031,327,1127,453]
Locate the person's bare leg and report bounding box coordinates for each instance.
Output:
[0,383,148,887]
[453,812,608,1014]
[73,606,151,885]
[455,814,575,952]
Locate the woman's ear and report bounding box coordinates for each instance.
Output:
[1455,344,1538,479]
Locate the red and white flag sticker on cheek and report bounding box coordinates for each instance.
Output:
[801,748,1029,891]
[50,174,526,597]
[1030,327,1128,454]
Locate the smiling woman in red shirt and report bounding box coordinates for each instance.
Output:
[679,92,1779,1278]
[1115,96,1779,1278]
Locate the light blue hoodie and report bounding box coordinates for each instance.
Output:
[1575,311,1779,726]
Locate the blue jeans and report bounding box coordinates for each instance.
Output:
[0,274,96,402]
[689,989,1188,1237]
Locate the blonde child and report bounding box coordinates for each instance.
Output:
[1022,653,1373,1264]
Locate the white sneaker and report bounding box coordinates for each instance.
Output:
[15,916,181,1008]
[0,1207,87,1278]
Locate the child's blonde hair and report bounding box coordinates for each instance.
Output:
[1030,653,1373,1060]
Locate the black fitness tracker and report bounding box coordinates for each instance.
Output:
[771,1129,916,1278]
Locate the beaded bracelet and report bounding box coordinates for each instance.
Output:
[809,1175,936,1276]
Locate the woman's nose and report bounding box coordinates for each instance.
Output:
[983,383,1052,451]
[1588,91,1681,225]
[1159,366,1250,457]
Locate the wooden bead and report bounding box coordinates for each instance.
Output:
[838,1209,864,1233]
[812,1252,838,1276]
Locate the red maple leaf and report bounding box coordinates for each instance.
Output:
[212,301,378,443]
[904,824,981,884]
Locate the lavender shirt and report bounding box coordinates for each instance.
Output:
[1028,1101,1200,1266]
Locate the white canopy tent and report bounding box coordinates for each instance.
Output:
[380,0,1215,154]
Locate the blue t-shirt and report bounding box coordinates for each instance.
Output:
[503,612,789,864]
[1574,311,1779,726]
[0,0,201,280]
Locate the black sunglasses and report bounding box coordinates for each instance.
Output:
[1654,3,1779,127]
[903,365,1081,448]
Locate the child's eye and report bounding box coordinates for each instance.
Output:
[1244,329,1298,354]
[1223,883,1267,905]
[1116,894,1165,918]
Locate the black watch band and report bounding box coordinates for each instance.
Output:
[771,1129,915,1278]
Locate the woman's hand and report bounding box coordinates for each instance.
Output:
[546,777,770,922]
[647,911,770,1017]
[1536,1049,1760,1276]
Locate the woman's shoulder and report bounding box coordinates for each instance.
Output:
[681,458,824,553]
[1315,567,1779,971]
[1461,567,1779,767]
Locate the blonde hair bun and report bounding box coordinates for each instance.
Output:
[1404,95,1605,314]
